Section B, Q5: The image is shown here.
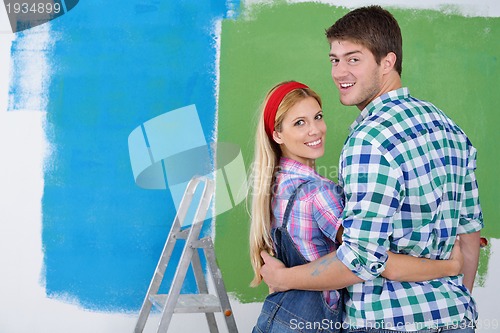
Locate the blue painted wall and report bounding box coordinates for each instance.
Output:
[9,0,240,311]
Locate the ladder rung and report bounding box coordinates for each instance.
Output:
[149,294,222,313]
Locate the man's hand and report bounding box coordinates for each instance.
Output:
[260,251,289,293]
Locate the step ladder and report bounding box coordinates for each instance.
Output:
[134,176,238,333]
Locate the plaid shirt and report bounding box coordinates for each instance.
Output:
[271,157,344,307]
[336,88,484,330]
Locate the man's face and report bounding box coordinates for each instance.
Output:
[329,40,384,110]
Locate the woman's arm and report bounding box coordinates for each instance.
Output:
[382,237,463,282]
[260,250,363,292]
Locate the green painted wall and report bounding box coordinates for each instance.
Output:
[217,2,499,302]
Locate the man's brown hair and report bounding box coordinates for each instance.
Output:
[326,5,403,76]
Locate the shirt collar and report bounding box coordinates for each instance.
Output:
[348,87,410,132]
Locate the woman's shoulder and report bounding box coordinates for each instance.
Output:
[300,177,343,201]
[275,158,343,201]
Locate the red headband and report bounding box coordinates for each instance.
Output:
[264,81,309,138]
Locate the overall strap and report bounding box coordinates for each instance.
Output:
[281,181,309,229]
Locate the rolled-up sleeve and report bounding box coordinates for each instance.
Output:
[336,139,403,281]
[458,143,484,234]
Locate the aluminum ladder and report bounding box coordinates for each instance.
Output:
[134,176,238,333]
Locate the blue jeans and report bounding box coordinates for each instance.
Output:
[252,182,342,333]
[253,289,342,333]
[252,223,343,333]
[344,320,475,333]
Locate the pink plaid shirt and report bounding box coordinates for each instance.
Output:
[271,157,344,308]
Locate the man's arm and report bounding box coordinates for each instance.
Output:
[260,250,363,292]
[458,231,481,292]
[456,144,483,292]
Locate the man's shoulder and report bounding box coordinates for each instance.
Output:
[358,94,455,138]
[344,95,433,154]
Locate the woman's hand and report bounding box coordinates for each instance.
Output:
[260,251,289,293]
[449,235,464,276]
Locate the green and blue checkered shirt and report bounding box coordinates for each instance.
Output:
[336,88,483,330]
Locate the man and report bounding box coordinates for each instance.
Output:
[260,5,483,333]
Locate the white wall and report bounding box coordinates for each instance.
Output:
[0,1,498,332]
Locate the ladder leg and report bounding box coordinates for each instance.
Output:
[192,249,219,333]
[157,178,214,332]
[156,240,196,332]
[135,222,181,333]
[204,241,239,333]
[135,177,205,332]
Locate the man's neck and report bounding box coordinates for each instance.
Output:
[382,72,403,95]
[357,72,402,111]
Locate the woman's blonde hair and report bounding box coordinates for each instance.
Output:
[249,81,321,287]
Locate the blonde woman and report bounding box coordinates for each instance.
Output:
[249,81,463,333]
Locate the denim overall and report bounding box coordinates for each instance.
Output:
[253,182,343,333]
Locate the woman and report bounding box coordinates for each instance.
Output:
[249,81,463,333]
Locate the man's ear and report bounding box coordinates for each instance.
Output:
[273,130,283,144]
[382,52,397,74]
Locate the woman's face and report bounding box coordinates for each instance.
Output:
[273,96,326,168]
